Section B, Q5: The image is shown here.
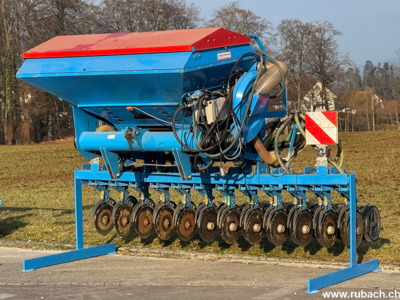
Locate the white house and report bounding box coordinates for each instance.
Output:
[301,81,336,112]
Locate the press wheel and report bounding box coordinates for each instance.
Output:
[290,209,313,247]
[240,203,253,229]
[153,201,166,224]
[113,203,134,237]
[132,203,154,239]
[93,202,114,236]
[176,207,196,242]
[155,205,175,241]
[196,203,207,223]
[362,205,381,242]
[287,206,300,245]
[312,206,324,236]
[243,209,263,245]
[265,209,288,246]
[316,209,337,248]
[92,199,105,220]
[198,207,218,243]
[340,210,364,248]
[220,208,241,244]
[217,203,228,228]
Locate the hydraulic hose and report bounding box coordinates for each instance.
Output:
[274,114,294,174]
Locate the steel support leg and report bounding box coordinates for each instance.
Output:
[306,174,380,293]
[22,172,116,272]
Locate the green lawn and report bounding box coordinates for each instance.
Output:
[0,131,399,265]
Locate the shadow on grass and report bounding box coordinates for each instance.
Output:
[0,214,31,237]
[357,237,391,263]
[259,236,276,253]
[2,205,92,214]
[304,238,323,255]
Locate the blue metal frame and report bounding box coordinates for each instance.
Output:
[22,176,116,272]
[306,174,380,293]
[22,163,379,292]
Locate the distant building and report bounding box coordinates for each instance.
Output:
[301,81,336,112]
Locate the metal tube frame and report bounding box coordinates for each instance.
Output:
[306,173,380,293]
[22,175,116,272]
[22,164,379,294]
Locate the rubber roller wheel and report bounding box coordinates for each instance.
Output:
[243,208,264,245]
[197,206,219,244]
[315,209,338,248]
[196,203,207,223]
[113,203,134,237]
[312,206,324,236]
[220,208,241,245]
[132,201,154,239]
[218,205,231,229]
[290,209,313,247]
[336,206,349,240]
[265,209,288,246]
[240,203,253,229]
[175,206,196,242]
[361,205,381,242]
[93,202,114,236]
[287,206,300,245]
[339,210,364,248]
[217,203,228,228]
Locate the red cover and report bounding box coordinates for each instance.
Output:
[22,28,250,59]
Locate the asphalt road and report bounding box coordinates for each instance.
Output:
[0,246,399,299]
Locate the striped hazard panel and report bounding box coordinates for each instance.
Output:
[305,111,338,145]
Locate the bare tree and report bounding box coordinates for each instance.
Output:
[309,21,345,111]
[206,2,274,51]
[98,0,200,33]
[278,19,314,110]
[0,0,21,144]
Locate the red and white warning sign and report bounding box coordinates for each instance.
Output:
[305,111,338,145]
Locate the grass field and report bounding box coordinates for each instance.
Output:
[0,131,399,265]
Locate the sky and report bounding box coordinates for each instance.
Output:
[196,0,400,68]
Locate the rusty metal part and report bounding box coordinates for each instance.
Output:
[93,203,114,236]
[153,201,167,224]
[290,210,313,247]
[243,209,263,245]
[251,137,278,166]
[266,209,288,246]
[316,209,337,248]
[133,204,154,239]
[198,207,218,244]
[155,205,175,241]
[340,210,364,248]
[114,203,134,237]
[92,199,105,220]
[176,207,196,242]
[220,208,240,245]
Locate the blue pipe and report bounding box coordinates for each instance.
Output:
[78,131,198,152]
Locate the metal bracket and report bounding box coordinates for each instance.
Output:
[100,147,120,179]
[172,148,192,180]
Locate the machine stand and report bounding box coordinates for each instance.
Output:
[22,174,116,272]
[306,174,380,293]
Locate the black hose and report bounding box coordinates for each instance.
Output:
[274,114,294,174]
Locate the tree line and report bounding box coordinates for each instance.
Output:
[1,0,399,145]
